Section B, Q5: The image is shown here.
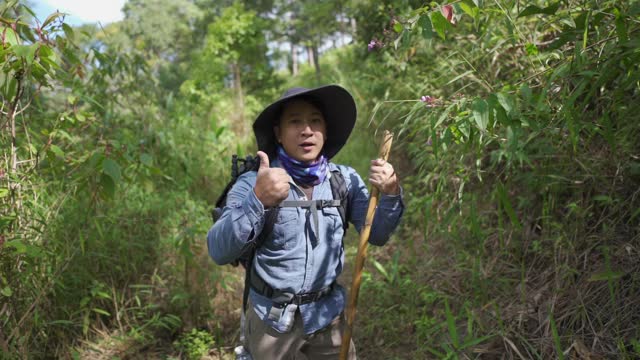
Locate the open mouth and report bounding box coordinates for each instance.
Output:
[299,142,315,151]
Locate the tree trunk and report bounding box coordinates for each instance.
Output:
[231,62,246,136]
[312,43,321,81]
[350,17,357,37]
[307,46,314,67]
[291,42,298,76]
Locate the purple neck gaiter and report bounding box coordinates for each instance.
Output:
[277,146,328,186]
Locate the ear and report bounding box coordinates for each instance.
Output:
[273,126,281,143]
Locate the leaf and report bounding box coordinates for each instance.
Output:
[614,8,628,42]
[593,195,613,203]
[50,144,64,158]
[80,232,85,255]
[393,22,403,33]
[588,271,624,282]
[5,240,26,254]
[430,11,449,40]
[445,70,474,86]
[47,320,75,326]
[519,84,532,105]
[518,2,560,18]
[0,1,20,15]
[472,98,488,131]
[497,183,522,229]
[102,158,121,183]
[5,77,17,100]
[445,299,459,348]
[12,44,38,64]
[2,26,20,46]
[42,11,63,28]
[459,1,479,18]
[394,31,403,50]
[215,126,225,138]
[497,92,515,116]
[62,23,74,41]
[525,43,539,56]
[550,314,564,360]
[1,286,12,297]
[82,312,90,335]
[99,173,115,199]
[140,153,153,166]
[37,43,53,58]
[0,188,8,198]
[434,103,455,128]
[460,334,495,349]
[18,23,36,43]
[418,15,434,39]
[92,308,111,316]
[0,214,16,230]
[20,4,36,18]
[372,259,390,281]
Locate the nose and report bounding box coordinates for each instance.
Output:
[301,121,313,135]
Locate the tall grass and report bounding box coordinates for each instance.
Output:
[332,0,640,358]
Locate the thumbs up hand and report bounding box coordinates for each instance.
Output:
[254,151,291,207]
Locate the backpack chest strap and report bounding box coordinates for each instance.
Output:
[278,199,342,238]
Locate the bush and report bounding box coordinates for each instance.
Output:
[173,328,215,360]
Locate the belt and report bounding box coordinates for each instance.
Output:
[249,269,335,305]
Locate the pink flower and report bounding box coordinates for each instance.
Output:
[420,95,441,108]
[441,5,456,25]
[368,39,383,51]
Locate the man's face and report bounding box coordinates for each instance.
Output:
[275,99,327,163]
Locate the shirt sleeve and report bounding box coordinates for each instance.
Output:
[341,165,404,246]
[207,172,266,265]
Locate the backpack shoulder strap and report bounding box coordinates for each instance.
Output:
[241,207,279,311]
[329,168,350,232]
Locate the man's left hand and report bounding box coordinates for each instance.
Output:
[369,158,400,195]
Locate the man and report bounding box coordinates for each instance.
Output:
[208,85,404,359]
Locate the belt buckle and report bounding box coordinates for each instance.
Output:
[294,292,310,305]
[296,293,308,304]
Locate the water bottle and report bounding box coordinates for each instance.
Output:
[279,303,298,333]
[234,345,252,360]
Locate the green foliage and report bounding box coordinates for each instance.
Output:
[353,0,640,358]
[1,0,638,358]
[173,328,215,360]
[0,1,232,356]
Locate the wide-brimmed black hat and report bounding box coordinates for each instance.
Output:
[252,85,357,160]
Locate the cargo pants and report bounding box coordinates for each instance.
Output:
[244,301,357,360]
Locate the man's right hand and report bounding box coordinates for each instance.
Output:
[254,151,290,207]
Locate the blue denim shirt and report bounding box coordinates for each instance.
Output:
[207,160,404,334]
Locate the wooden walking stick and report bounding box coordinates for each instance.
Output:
[340,130,394,360]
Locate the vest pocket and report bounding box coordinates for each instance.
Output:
[270,209,298,249]
[322,206,344,243]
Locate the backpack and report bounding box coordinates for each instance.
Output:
[211,154,351,311]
